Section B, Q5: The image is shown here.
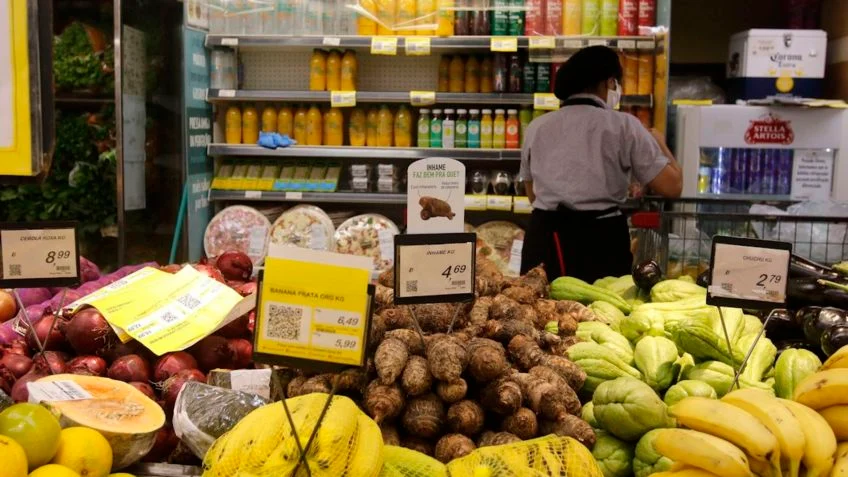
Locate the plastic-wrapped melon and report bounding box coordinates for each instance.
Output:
[34,374,165,469]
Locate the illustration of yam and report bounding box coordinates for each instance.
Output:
[419,196,455,220]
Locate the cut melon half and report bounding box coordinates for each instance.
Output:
[36,374,166,470]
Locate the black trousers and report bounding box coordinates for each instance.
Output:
[520,207,633,283]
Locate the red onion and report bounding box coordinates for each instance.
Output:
[4,339,30,357]
[99,340,145,362]
[11,369,47,402]
[0,323,22,347]
[228,339,253,368]
[27,315,67,351]
[226,280,245,291]
[215,251,253,282]
[215,314,249,339]
[129,381,156,400]
[1,353,33,378]
[80,256,101,283]
[107,354,151,382]
[153,352,197,382]
[192,264,225,283]
[67,355,107,376]
[143,426,179,463]
[32,351,67,374]
[64,308,117,355]
[0,366,14,394]
[236,281,258,297]
[189,336,235,371]
[161,369,205,411]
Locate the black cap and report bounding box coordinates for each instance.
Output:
[554,46,624,101]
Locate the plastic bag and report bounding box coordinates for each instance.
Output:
[379,445,447,477]
[446,435,604,476]
[750,202,848,263]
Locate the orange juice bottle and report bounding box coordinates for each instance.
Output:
[340,50,358,91]
[242,105,259,144]
[306,105,323,146]
[449,55,465,93]
[323,108,344,146]
[505,109,520,149]
[293,105,308,144]
[225,106,242,144]
[358,0,378,35]
[349,108,367,146]
[366,107,380,146]
[277,105,294,137]
[438,56,451,92]
[492,108,506,149]
[397,0,417,35]
[376,0,396,35]
[394,105,413,147]
[309,49,328,91]
[326,50,342,91]
[465,55,480,93]
[417,0,437,35]
[436,0,455,36]
[377,105,394,147]
[480,56,494,93]
[261,106,277,132]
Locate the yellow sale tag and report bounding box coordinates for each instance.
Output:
[371,36,398,55]
[464,195,487,211]
[410,90,436,106]
[490,37,518,52]
[405,37,431,56]
[255,249,372,368]
[513,196,533,214]
[534,93,560,110]
[487,195,513,211]
[529,36,556,49]
[330,90,357,108]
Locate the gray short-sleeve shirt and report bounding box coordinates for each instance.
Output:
[519,94,670,211]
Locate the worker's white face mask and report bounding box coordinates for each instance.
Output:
[606,80,621,109]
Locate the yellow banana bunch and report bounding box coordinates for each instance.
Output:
[831,442,848,477]
[778,399,836,477]
[652,428,752,477]
[794,369,848,410]
[821,346,848,371]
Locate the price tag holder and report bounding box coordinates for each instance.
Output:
[512,196,533,214]
[405,37,431,56]
[330,90,357,108]
[464,194,488,211]
[706,236,792,310]
[218,89,236,98]
[410,90,436,106]
[588,39,609,47]
[371,36,398,55]
[528,36,556,49]
[0,222,80,288]
[637,40,655,50]
[490,37,518,52]
[220,37,239,46]
[534,93,560,111]
[254,248,374,372]
[486,195,513,211]
[322,37,341,46]
[244,190,262,199]
[617,39,636,50]
[562,39,583,49]
[394,233,476,305]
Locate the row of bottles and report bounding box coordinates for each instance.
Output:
[418,108,540,149]
[209,0,360,36]
[309,49,359,91]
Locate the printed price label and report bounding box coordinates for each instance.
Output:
[588,39,609,47]
[218,89,236,98]
[322,37,341,46]
[371,36,398,55]
[464,195,488,211]
[562,40,583,49]
[533,93,560,111]
[330,91,357,107]
[394,234,476,304]
[486,195,513,210]
[244,190,262,199]
[490,37,518,52]
[529,36,556,49]
[617,40,636,50]
[0,222,80,288]
[707,236,791,309]
[285,191,303,200]
[508,239,524,276]
[637,40,655,50]
[513,196,533,214]
[27,381,93,403]
[220,38,238,46]
[410,90,436,106]
[405,37,431,56]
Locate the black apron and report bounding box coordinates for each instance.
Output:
[520,97,633,283]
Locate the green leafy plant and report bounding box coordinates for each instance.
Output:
[53,22,114,92]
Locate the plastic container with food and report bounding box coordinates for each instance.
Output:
[475,221,526,277]
[204,205,272,266]
[269,205,336,251]
[334,214,400,275]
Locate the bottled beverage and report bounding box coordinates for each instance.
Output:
[455,0,470,35]
[505,109,520,149]
[397,0,417,34]
[536,63,551,92]
[618,0,637,35]
[417,109,431,147]
[492,0,509,35]
[465,56,480,93]
[637,52,653,95]
[276,0,295,34]
[225,0,245,35]
[242,105,259,144]
[522,56,536,93]
[777,150,793,195]
[601,0,618,35]
[358,0,378,34]
[622,53,638,94]
[698,166,712,194]
[261,106,277,132]
[326,49,342,91]
[493,109,506,149]
[456,109,468,148]
[438,56,451,92]
[349,107,367,146]
[277,105,294,136]
[394,105,413,147]
[519,107,532,144]
[417,0,437,35]
[306,0,323,34]
[563,0,582,35]
[430,109,443,148]
[746,149,763,194]
[210,0,226,34]
[582,0,600,35]
[544,0,563,35]
[480,56,494,93]
[471,0,490,35]
[225,106,242,144]
[480,109,493,148]
[493,54,508,93]
[761,150,777,195]
[340,49,358,90]
[309,49,328,91]
[436,0,455,36]
[449,56,466,93]
[293,105,308,144]
[508,53,522,93]
[508,0,525,36]
[467,109,481,148]
[306,105,323,145]
[376,0,396,35]
[525,0,544,35]
[377,105,394,147]
[366,107,380,146]
[442,109,456,148]
[323,108,344,146]
[638,0,655,27]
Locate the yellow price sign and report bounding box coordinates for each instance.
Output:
[464,195,487,211]
[330,91,357,108]
[371,36,398,55]
[405,37,431,56]
[534,93,560,111]
[254,248,373,370]
[512,196,533,214]
[410,91,436,106]
[486,195,513,211]
[490,37,518,52]
[528,36,556,49]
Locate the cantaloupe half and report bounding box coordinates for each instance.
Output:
[36,374,165,470]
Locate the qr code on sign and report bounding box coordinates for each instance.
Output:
[405,280,418,293]
[8,264,21,277]
[267,303,306,342]
[160,311,180,323]
[177,294,201,309]
[721,283,733,293]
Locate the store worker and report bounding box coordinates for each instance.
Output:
[519,45,682,282]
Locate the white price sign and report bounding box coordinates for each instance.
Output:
[0,222,80,288]
[394,234,476,304]
[707,236,791,309]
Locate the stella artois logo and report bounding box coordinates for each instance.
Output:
[745,113,794,145]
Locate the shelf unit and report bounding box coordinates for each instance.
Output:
[208,144,522,160]
[209,190,408,204]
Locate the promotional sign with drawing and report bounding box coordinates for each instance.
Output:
[406,157,465,234]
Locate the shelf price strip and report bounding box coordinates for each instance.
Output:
[330,91,357,108]
[533,93,560,111]
[405,37,431,56]
[410,91,436,106]
[490,37,518,52]
[528,37,556,49]
[371,36,398,55]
